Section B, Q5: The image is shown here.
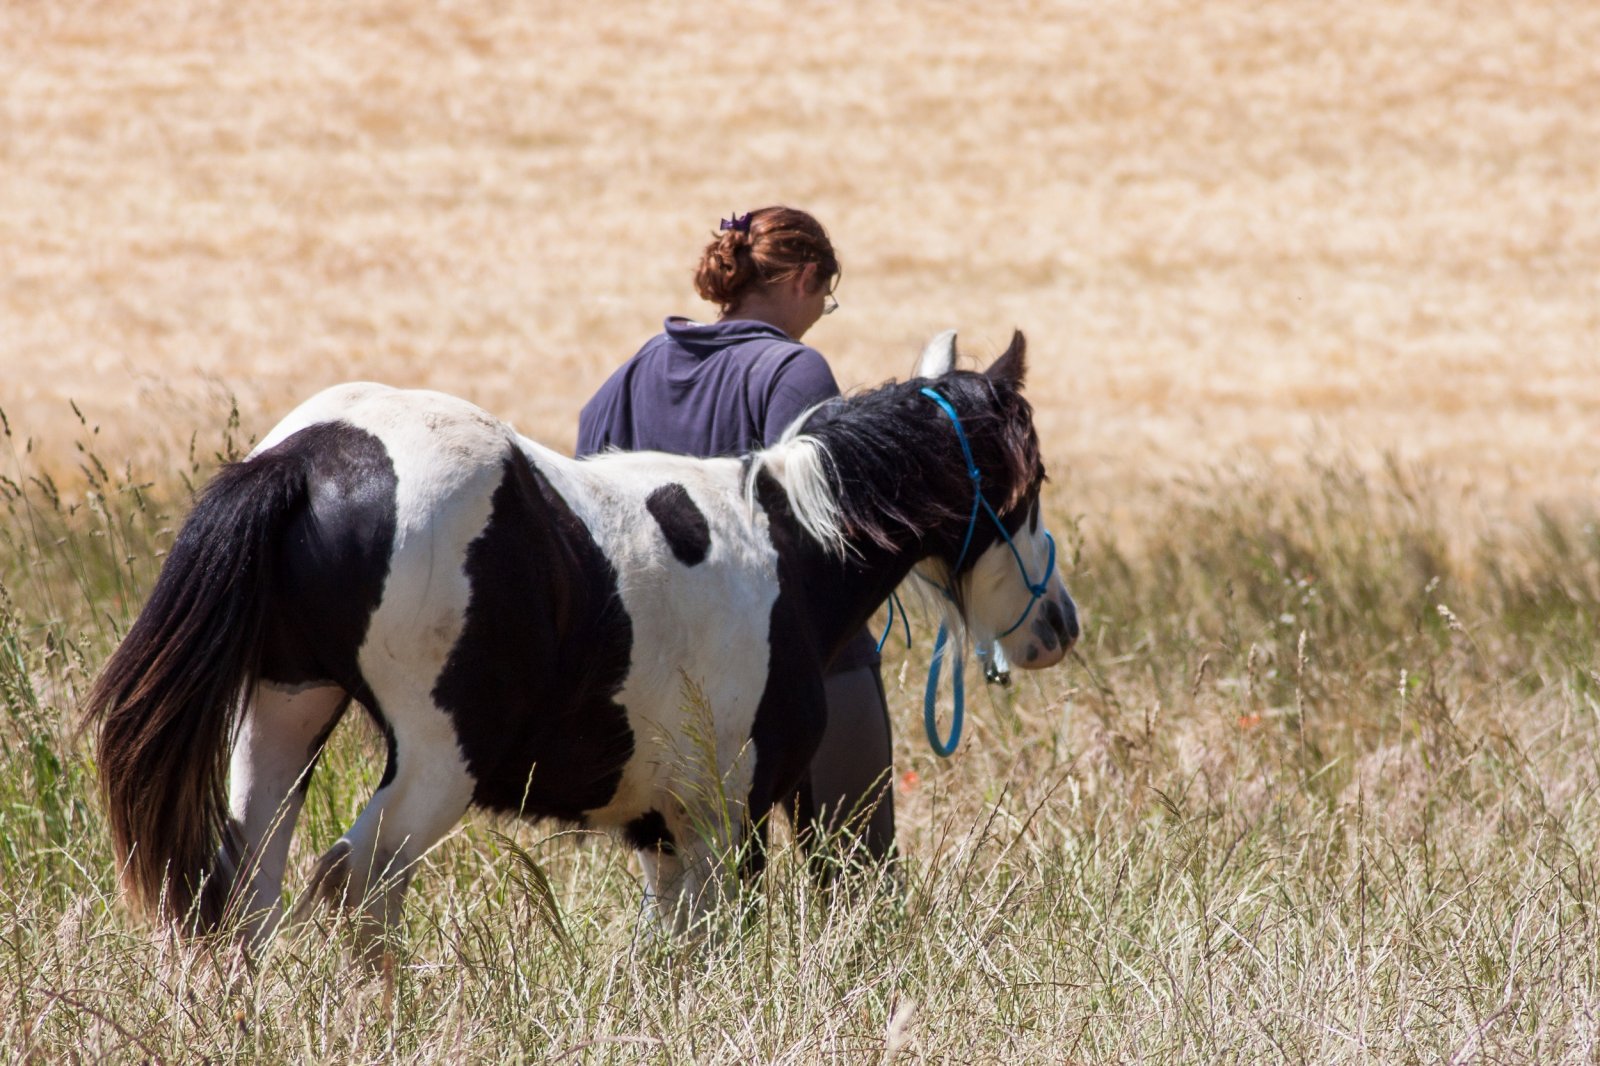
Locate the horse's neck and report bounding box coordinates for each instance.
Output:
[757,477,929,668]
[798,536,928,670]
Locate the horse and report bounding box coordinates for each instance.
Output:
[85,329,1078,954]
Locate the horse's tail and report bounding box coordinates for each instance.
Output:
[84,448,309,933]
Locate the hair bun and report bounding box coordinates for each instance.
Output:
[692,206,838,314]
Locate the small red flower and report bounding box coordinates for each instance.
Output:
[899,770,921,793]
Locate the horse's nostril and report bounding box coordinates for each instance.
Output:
[1046,598,1080,647]
[1060,601,1080,646]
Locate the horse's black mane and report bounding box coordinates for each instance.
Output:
[795,364,1043,562]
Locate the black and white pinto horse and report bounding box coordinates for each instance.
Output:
[87,330,1078,951]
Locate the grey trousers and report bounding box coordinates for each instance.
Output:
[790,663,896,863]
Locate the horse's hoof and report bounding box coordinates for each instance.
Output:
[290,839,354,923]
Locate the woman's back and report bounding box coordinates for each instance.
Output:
[576,317,838,459]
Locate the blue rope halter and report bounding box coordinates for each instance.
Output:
[914,386,1057,757]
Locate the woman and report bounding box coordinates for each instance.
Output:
[577,205,894,864]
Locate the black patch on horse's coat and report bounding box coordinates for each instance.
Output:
[375,714,399,790]
[744,472,831,864]
[433,448,636,819]
[646,483,711,566]
[623,810,676,854]
[256,422,398,720]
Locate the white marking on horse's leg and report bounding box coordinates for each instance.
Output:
[669,836,726,932]
[227,682,345,944]
[628,722,758,934]
[638,841,726,935]
[636,846,690,936]
[641,802,745,934]
[307,692,474,963]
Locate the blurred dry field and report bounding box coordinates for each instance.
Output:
[8,5,1600,1059]
[4,0,1597,532]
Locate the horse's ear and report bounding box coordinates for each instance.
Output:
[915,329,959,378]
[984,330,1027,386]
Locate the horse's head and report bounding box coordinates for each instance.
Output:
[910,329,1079,669]
[757,329,1079,669]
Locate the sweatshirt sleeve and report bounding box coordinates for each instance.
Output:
[762,346,841,445]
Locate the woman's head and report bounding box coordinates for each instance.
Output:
[694,206,840,317]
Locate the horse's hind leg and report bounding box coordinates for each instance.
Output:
[226,682,348,944]
[300,690,475,964]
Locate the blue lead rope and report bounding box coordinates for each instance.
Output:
[912,386,1060,757]
[876,590,913,654]
[923,622,964,756]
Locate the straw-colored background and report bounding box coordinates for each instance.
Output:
[4,0,1597,528]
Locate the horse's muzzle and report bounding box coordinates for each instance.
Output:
[1017,593,1077,667]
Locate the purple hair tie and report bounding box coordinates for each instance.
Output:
[719,212,752,233]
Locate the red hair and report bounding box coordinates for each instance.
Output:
[693,206,840,314]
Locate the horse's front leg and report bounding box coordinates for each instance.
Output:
[637,837,721,937]
[639,832,754,939]
[639,740,759,933]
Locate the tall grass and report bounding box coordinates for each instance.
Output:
[2,406,1598,1062]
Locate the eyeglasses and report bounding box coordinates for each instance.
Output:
[821,291,839,316]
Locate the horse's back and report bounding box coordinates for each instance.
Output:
[256,382,514,489]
